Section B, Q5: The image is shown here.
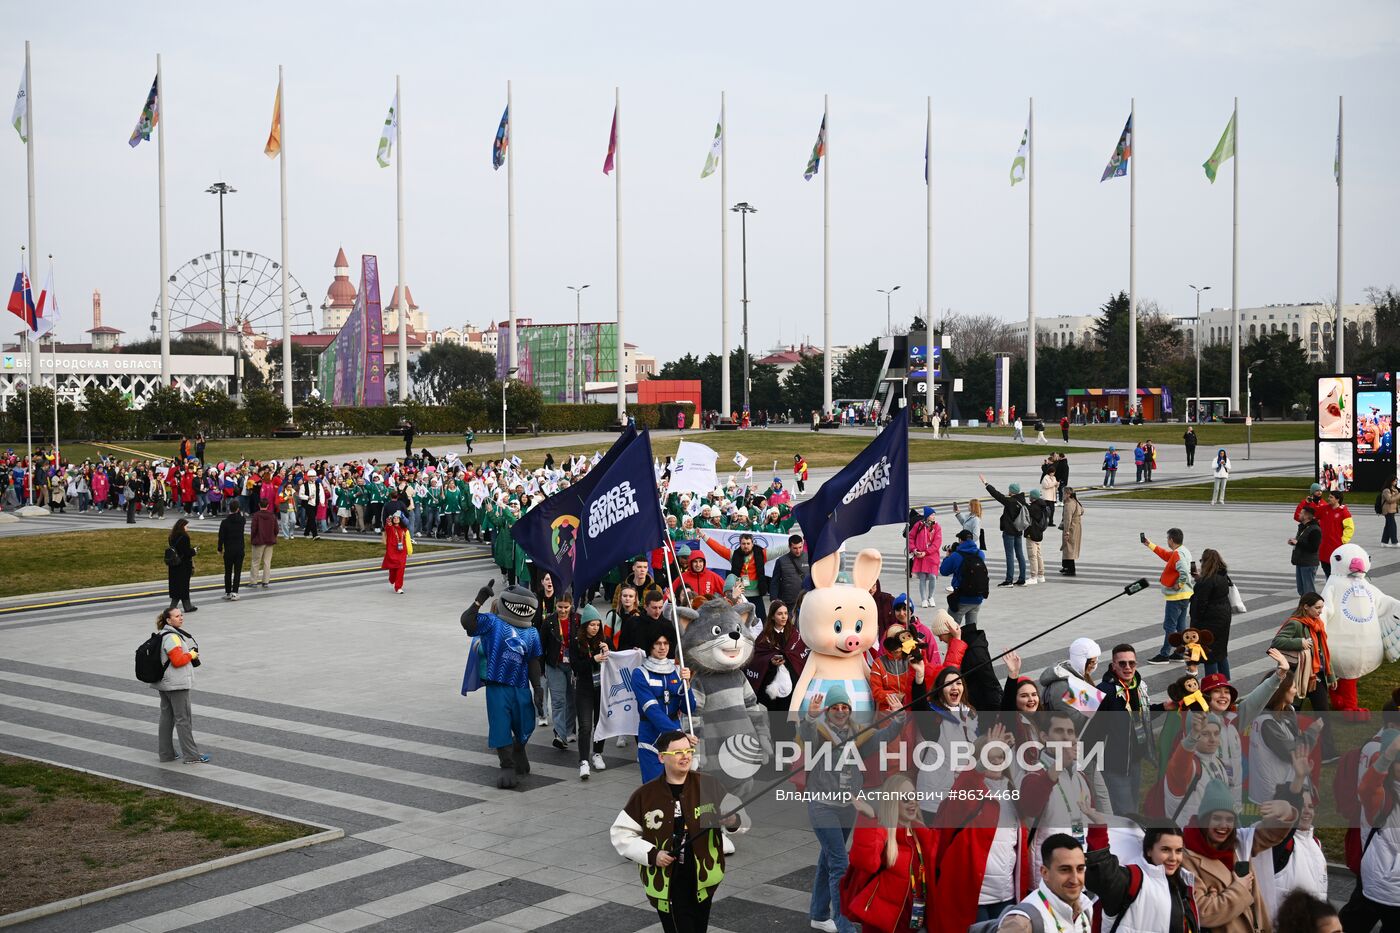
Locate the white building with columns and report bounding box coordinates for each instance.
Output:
[1196,302,1375,364]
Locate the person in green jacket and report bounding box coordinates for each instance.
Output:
[442,481,462,539]
[367,476,389,532]
[464,428,475,455]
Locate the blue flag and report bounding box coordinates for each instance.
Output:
[572,429,667,594]
[510,426,636,592]
[492,104,509,170]
[792,407,909,564]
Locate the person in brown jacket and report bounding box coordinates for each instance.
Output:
[1181,771,1305,933]
[249,499,279,589]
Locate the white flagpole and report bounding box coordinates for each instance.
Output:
[48,254,58,459]
[21,248,33,504]
[1332,93,1344,369]
[822,94,832,414]
[157,53,170,388]
[24,42,40,444]
[396,74,408,402]
[655,501,695,732]
[278,66,293,412]
[1229,97,1240,413]
[507,79,518,374]
[925,95,934,429]
[720,90,730,419]
[1128,97,1138,415]
[614,86,625,423]
[1026,97,1035,419]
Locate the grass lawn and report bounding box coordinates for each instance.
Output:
[0,755,316,915]
[0,528,448,599]
[943,421,1313,447]
[1100,475,1313,504]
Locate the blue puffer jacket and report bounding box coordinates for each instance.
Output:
[938,539,987,606]
[1103,451,1120,472]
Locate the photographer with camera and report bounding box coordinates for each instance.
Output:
[610,730,746,933]
[149,606,210,764]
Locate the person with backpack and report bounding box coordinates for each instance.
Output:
[1102,446,1120,487]
[980,474,1029,588]
[165,519,198,613]
[143,606,209,764]
[217,500,246,602]
[1025,489,1053,586]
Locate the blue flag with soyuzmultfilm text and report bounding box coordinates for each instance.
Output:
[792,406,909,564]
[573,429,667,594]
[511,426,636,592]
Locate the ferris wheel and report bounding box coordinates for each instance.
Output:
[153,249,315,345]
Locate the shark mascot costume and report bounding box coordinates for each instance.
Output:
[461,580,542,788]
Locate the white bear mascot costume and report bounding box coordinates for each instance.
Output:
[1320,543,1400,710]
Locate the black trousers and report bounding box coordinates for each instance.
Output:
[658,893,712,933]
[575,681,604,761]
[1186,448,1196,466]
[126,495,137,523]
[224,553,244,594]
[404,436,413,457]
[167,568,193,608]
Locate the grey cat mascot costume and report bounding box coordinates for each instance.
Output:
[461,581,542,788]
[682,599,772,797]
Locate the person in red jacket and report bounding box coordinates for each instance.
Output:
[1293,483,1325,523]
[842,773,937,933]
[672,546,725,600]
[1313,489,1354,578]
[381,511,409,594]
[249,499,279,588]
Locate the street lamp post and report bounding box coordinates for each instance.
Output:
[567,284,590,403]
[731,202,756,418]
[1188,284,1211,422]
[877,285,902,336]
[1246,360,1262,460]
[502,366,520,459]
[205,182,236,358]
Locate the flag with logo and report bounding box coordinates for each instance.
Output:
[1010,114,1029,185]
[733,451,748,468]
[511,426,636,592]
[1100,114,1132,182]
[129,74,159,148]
[701,111,722,178]
[1203,111,1236,183]
[7,264,36,332]
[264,80,282,158]
[11,68,27,143]
[804,113,826,180]
[668,440,719,495]
[573,429,666,594]
[376,92,398,167]
[603,104,618,175]
[792,406,909,563]
[593,648,643,740]
[492,104,509,170]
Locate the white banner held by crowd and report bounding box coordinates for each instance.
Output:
[668,441,720,496]
[594,648,643,740]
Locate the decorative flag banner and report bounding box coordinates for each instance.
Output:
[492,104,509,170]
[1010,114,1029,185]
[33,268,58,337]
[744,465,753,481]
[264,81,282,158]
[1060,672,1105,713]
[701,111,722,178]
[803,113,826,181]
[7,267,36,331]
[732,451,748,468]
[571,429,666,594]
[11,68,26,143]
[1203,111,1236,183]
[668,440,720,496]
[1100,114,1132,182]
[1334,115,1341,185]
[376,92,398,168]
[792,407,910,564]
[593,648,643,739]
[129,74,159,148]
[603,105,618,175]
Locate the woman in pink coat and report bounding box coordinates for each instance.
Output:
[906,507,942,608]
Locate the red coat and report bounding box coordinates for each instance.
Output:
[844,824,939,933]
[179,471,195,504]
[381,525,408,569]
[930,770,1032,933]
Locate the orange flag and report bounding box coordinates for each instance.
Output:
[263,81,282,158]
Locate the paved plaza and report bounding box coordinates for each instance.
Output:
[0,435,1374,931]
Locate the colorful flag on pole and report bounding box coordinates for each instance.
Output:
[1010,115,1029,186]
[603,105,618,175]
[492,104,509,170]
[34,267,58,336]
[1203,111,1236,183]
[803,113,826,181]
[264,80,282,158]
[7,266,36,332]
[376,92,398,168]
[128,75,159,148]
[701,111,722,178]
[1100,114,1132,182]
[11,68,27,143]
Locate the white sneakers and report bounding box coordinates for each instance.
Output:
[592,753,607,771]
[579,761,590,780]
[538,716,550,728]
[811,920,839,932]
[1025,579,1038,586]
[616,735,629,748]
[1038,576,1046,584]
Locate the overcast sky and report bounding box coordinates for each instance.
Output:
[9,1,1399,361]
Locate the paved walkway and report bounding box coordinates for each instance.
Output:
[1,437,1374,930]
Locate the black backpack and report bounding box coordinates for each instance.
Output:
[956,550,990,599]
[135,632,170,683]
[163,546,179,567]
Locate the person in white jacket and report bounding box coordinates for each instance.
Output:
[1210,449,1232,505]
[1354,729,1400,929]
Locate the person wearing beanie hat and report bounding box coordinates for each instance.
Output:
[907,506,942,607]
[1025,487,1053,585]
[979,473,1029,587]
[1293,482,1326,524]
[1102,445,1121,487]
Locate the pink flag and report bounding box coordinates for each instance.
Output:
[603,105,618,175]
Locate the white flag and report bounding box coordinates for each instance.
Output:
[744,465,753,481]
[733,451,748,468]
[11,68,27,143]
[700,111,722,178]
[593,649,643,740]
[34,269,58,336]
[668,441,720,496]
[1010,113,1029,186]
[376,92,398,168]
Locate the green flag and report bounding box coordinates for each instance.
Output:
[376,92,398,168]
[1203,111,1236,183]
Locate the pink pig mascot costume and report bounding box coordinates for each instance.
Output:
[789,548,882,722]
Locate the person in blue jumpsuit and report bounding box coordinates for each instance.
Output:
[629,628,694,783]
[461,582,543,789]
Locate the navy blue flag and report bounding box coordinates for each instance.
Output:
[510,426,636,592]
[572,429,667,594]
[792,407,909,564]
